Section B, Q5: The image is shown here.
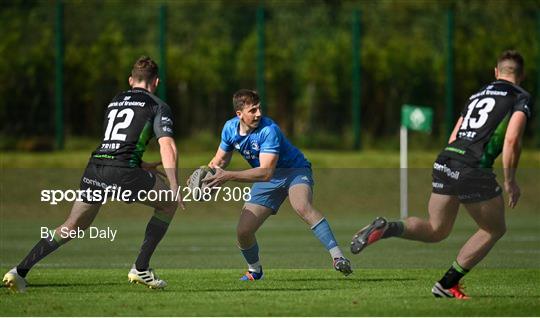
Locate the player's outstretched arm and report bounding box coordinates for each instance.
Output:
[158,136,184,210]
[209,148,233,169]
[502,111,527,208]
[205,153,278,187]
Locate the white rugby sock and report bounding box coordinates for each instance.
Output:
[248,261,261,273]
[329,246,344,259]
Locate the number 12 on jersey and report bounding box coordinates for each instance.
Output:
[104,109,135,141]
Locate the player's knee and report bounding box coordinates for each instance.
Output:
[292,202,313,217]
[236,225,254,241]
[429,227,451,243]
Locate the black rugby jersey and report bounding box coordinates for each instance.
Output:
[89,88,174,168]
[440,80,532,168]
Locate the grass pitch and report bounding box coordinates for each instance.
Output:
[1,215,539,316]
[1,150,539,316]
[1,268,539,316]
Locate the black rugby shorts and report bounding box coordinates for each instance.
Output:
[79,163,156,204]
[431,156,502,203]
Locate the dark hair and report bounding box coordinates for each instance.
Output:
[232,89,260,112]
[497,50,524,77]
[131,56,159,83]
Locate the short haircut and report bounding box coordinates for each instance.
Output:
[131,56,159,83]
[233,89,260,112]
[497,50,524,77]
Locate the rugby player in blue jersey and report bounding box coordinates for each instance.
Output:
[204,89,352,280]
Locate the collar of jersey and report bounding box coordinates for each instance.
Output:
[129,87,151,93]
[235,117,263,137]
[493,79,514,85]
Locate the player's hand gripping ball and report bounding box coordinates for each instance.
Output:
[186,166,216,191]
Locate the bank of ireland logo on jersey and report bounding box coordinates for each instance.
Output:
[234,143,240,150]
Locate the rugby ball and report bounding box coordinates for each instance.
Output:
[187,166,216,190]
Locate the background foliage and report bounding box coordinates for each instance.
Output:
[1,0,539,150]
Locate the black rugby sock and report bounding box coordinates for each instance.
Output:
[438,261,470,289]
[382,221,405,238]
[17,236,62,277]
[135,215,170,271]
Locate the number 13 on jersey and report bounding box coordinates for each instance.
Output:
[460,97,496,130]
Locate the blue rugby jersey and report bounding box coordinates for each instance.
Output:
[219,116,310,169]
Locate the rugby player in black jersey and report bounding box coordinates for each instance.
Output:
[350,50,532,299]
[3,56,184,292]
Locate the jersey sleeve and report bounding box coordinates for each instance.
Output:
[219,122,234,152]
[512,92,532,120]
[153,102,175,139]
[259,125,281,154]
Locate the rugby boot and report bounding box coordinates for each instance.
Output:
[432,282,470,299]
[3,267,27,293]
[350,217,388,254]
[240,267,264,281]
[128,266,167,289]
[333,257,353,276]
